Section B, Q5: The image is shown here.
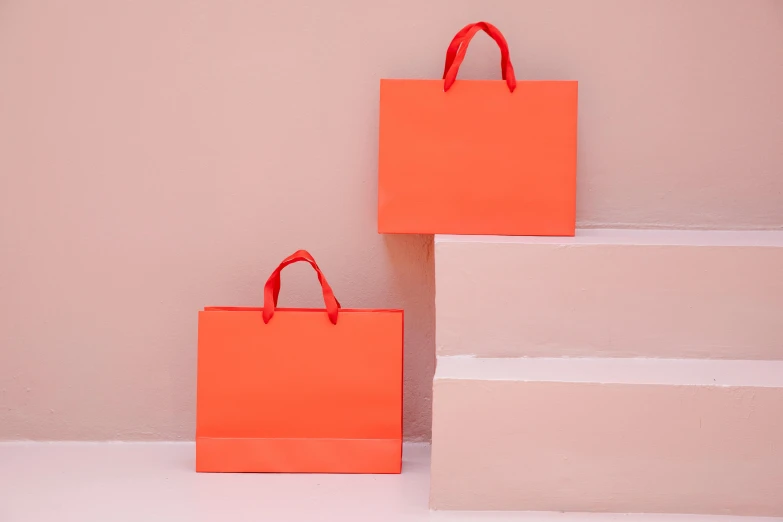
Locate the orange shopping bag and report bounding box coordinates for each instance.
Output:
[379,21,578,236]
[196,250,403,473]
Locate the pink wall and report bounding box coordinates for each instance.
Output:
[1,0,781,441]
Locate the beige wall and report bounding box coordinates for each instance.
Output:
[1,0,781,440]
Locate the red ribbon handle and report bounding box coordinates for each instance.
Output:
[442,21,516,93]
[262,250,341,325]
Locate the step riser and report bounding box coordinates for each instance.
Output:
[431,373,783,515]
[435,233,783,359]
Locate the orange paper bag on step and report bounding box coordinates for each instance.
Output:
[196,250,403,473]
[378,21,578,236]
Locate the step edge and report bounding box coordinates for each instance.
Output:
[435,356,783,388]
[434,229,783,247]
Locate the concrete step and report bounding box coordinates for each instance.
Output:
[435,230,783,359]
[430,356,783,515]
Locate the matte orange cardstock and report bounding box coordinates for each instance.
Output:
[379,22,578,236]
[196,250,403,473]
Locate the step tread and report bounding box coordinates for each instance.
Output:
[436,356,783,387]
[436,229,783,247]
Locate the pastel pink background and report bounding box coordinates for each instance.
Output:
[1,0,781,441]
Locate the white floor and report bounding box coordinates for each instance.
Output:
[0,442,780,522]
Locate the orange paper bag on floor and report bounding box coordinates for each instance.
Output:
[196,250,403,473]
[378,21,578,236]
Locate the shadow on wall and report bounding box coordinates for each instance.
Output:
[383,233,435,442]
